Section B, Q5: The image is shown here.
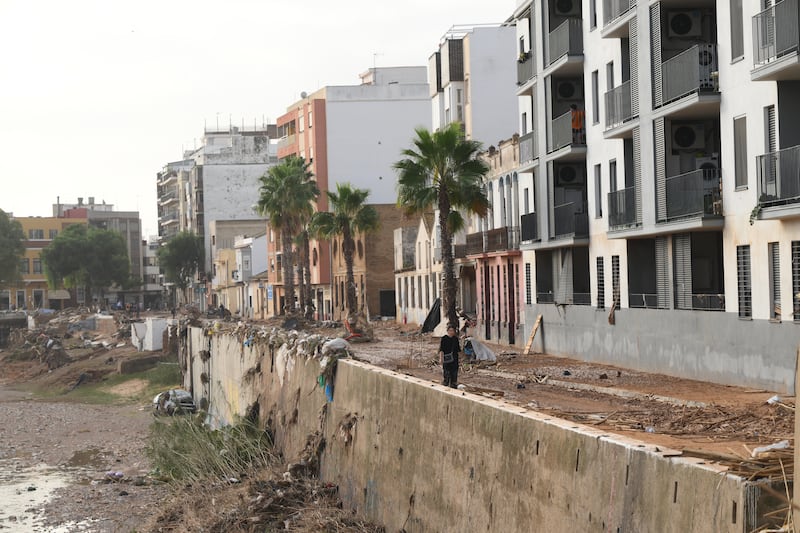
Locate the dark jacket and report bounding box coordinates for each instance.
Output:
[438,335,461,365]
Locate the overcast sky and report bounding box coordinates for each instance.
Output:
[0,0,513,237]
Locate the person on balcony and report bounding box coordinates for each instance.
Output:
[570,104,585,144]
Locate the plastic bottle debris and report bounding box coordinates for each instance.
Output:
[766,395,781,405]
[645,427,656,433]
[751,439,790,458]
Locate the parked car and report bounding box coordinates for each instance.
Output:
[152,389,197,416]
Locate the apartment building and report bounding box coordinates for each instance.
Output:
[510,0,800,392]
[142,236,163,309]
[273,67,430,318]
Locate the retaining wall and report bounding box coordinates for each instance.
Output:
[184,327,778,532]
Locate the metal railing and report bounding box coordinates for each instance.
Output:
[277,133,297,151]
[661,44,718,104]
[160,211,179,224]
[519,131,537,165]
[550,111,574,152]
[548,19,583,66]
[537,292,555,304]
[757,145,800,207]
[465,227,520,255]
[608,187,637,229]
[521,212,539,241]
[604,81,634,129]
[603,0,636,26]
[753,0,799,66]
[690,294,725,311]
[629,293,659,309]
[159,191,178,204]
[665,168,722,221]
[517,54,535,85]
[573,293,591,305]
[454,244,467,259]
[553,202,589,238]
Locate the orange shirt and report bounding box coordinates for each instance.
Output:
[571,109,585,129]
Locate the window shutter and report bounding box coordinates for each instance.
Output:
[673,234,693,310]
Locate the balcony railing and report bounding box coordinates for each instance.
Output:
[604,81,634,129]
[454,244,467,259]
[757,145,800,207]
[547,19,583,66]
[537,292,555,304]
[753,0,799,66]
[465,227,520,255]
[517,54,535,85]
[603,0,636,26]
[519,131,538,165]
[629,293,659,309]
[690,294,725,311]
[277,133,297,152]
[608,187,637,229]
[550,111,574,152]
[664,169,722,221]
[521,212,539,241]
[159,191,178,204]
[661,44,718,104]
[553,202,589,238]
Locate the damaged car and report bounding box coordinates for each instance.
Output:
[152,389,197,416]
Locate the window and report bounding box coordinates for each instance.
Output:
[591,70,599,124]
[606,62,614,91]
[307,111,313,128]
[596,257,605,309]
[590,0,597,29]
[734,116,748,189]
[525,263,532,305]
[792,241,800,322]
[612,255,620,308]
[28,229,44,239]
[49,229,58,239]
[769,242,781,320]
[519,36,525,55]
[523,187,530,214]
[594,164,603,218]
[20,258,29,274]
[609,160,618,192]
[730,0,744,60]
[737,245,752,318]
[521,112,528,135]
[32,259,42,274]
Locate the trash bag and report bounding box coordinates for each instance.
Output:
[469,338,496,362]
[421,298,441,333]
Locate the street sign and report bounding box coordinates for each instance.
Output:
[267,285,273,300]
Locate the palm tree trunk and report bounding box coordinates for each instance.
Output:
[343,228,357,325]
[302,231,314,319]
[297,235,307,318]
[439,195,458,329]
[281,229,295,315]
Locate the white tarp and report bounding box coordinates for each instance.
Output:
[467,337,496,362]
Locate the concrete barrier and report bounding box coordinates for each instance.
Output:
[117,355,163,375]
[184,327,781,532]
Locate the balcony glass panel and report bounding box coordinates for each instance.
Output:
[547,19,583,66]
[603,0,636,26]
[521,212,539,241]
[608,187,636,229]
[757,145,800,207]
[519,132,537,164]
[517,54,534,85]
[753,0,799,65]
[604,81,633,129]
[629,293,658,309]
[661,44,717,104]
[664,169,722,221]
[553,202,589,238]
[550,111,574,152]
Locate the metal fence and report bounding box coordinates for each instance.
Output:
[608,187,637,229]
[465,227,519,255]
[629,293,659,309]
[757,145,800,206]
[603,0,636,25]
[661,44,717,104]
[521,212,539,241]
[690,294,725,311]
[553,202,589,238]
[605,81,633,129]
[537,292,555,304]
[665,168,721,221]
[550,111,573,152]
[548,18,583,66]
[753,0,799,65]
[519,131,537,165]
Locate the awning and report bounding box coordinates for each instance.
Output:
[48,289,71,300]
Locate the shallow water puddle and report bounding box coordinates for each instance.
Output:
[0,461,71,531]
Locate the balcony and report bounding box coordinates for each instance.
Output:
[519,131,538,168]
[549,111,576,152]
[521,212,539,241]
[752,0,800,81]
[465,227,520,255]
[661,44,718,105]
[664,169,722,222]
[604,81,634,131]
[160,210,179,225]
[608,187,637,230]
[629,293,659,309]
[159,191,178,205]
[547,19,583,69]
[517,53,535,86]
[553,202,589,238]
[602,0,636,37]
[756,145,800,218]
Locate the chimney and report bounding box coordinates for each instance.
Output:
[88,197,95,205]
[78,197,83,206]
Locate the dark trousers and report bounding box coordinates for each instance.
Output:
[442,362,459,388]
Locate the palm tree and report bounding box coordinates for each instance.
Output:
[309,183,379,325]
[256,156,319,315]
[394,122,489,329]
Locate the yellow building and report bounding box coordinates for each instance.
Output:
[1,217,86,310]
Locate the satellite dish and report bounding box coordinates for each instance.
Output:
[300,91,308,99]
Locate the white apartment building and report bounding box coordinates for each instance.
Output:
[511,0,800,392]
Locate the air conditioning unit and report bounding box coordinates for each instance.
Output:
[555,80,584,101]
[672,123,705,150]
[697,44,717,88]
[555,0,581,17]
[555,163,586,186]
[668,11,703,38]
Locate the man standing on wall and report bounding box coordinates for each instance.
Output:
[438,324,461,388]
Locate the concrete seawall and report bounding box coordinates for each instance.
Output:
[184,327,777,532]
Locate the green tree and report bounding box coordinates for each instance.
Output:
[0,210,25,289]
[41,224,131,302]
[156,231,204,304]
[395,122,489,328]
[256,156,319,315]
[310,183,379,324]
